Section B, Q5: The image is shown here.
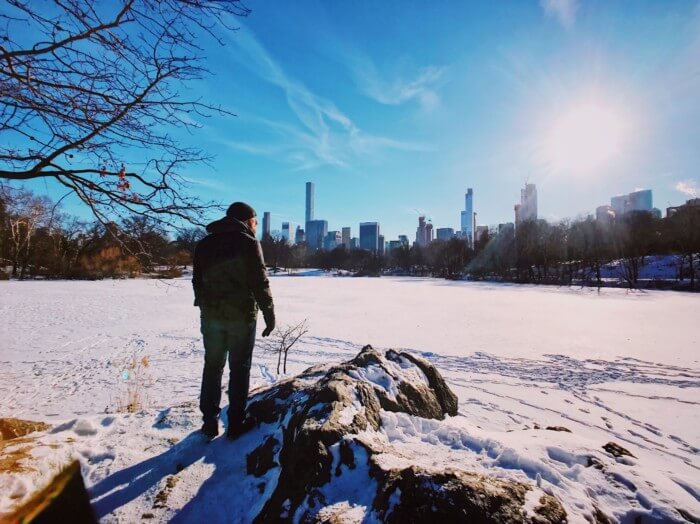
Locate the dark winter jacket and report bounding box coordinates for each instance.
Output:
[192,216,274,323]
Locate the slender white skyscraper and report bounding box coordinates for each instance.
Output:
[460,188,474,247]
[305,182,315,224]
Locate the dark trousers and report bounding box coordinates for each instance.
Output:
[199,314,256,428]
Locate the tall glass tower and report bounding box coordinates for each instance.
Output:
[305,182,315,224]
[460,188,474,246]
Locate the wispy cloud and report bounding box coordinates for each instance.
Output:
[350,60,446,111]
[675,179,698,198]
[540,0,579,29]
[220,21,429,170]
[180,175,229,191]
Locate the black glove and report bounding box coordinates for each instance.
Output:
[262,311,275,337]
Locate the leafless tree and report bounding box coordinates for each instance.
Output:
[0,0,250,230]
[258,319,309,375]
[2,185,50,277]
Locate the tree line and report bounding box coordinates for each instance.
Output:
[4,185,698,290]
[0,185,203,280]
[261,207,699,291]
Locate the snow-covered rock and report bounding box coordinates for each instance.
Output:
[244,345,566,523]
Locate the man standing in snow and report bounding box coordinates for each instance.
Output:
[192,202,275,439]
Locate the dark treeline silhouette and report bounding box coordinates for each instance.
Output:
[260,236,476,280]
[0,186,204,279]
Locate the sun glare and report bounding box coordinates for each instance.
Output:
[543,100,628,176]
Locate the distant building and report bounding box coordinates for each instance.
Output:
[262,211,271,239]
[281,222,294,244]
[610,189,653,217]
[475,225,489,243]
[416,216,434,246]
[498,223,515,238]
[350,237,360,250]
[295,226,305,244]
[378,234,385,256]
[305,182,314,224]
[436,227,455,241]
[398,235,409,247]
[388,240,403,253]
[515,183,537,230]
[667,198,700,218]
[342,227,351,247]
[626,189,653,213]
[610,195,626,217]
[359,222,380,252]
[460,189,474,246]
[306,219,327,251]
[497,223,513,234]
[324,231,342,251]
[596,205,615,225]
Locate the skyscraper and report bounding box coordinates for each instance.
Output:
[281,222,294,244]
[324,231,342,250]
[460,188,474,246]
[359,222,380,252]
[262,211,271,239]
[611,195,626,217]
[305,182,314,224]
[416,216,427,246]
[305,219,327,251]
[341,227,351,247]
[436,228,455,241]
[514,183,537,230]
[628,189,652,213]
[426,221,434,244]
[295,226,305,244]
[610,189,653,218]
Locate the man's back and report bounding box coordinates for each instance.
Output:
[192,216,273,320]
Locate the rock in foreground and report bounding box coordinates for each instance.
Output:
[244,345,566,523]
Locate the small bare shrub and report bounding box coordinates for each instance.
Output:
[258,319,309,375]
[113,355,152,413]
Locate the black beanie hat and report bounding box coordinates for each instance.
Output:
[226,202,256,221]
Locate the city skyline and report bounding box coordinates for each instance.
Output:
[260,179,664,247]
[14,1,699,241]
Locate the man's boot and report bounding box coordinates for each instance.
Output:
[201,418,219,439]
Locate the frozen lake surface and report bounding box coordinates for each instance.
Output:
[0,276,698,522]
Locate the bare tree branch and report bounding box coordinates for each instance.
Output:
[0,0,250,229]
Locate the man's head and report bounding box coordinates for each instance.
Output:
[226,202,258,235]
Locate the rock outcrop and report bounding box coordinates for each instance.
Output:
[0,418,50,441]
[243,345,566,523]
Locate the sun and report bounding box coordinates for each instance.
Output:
[542,99,628,176]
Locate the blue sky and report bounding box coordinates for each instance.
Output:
[26,0,700,240]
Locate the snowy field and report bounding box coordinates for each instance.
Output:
[1,276,698,522]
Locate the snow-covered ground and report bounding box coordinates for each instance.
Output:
[0,276,698,522]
